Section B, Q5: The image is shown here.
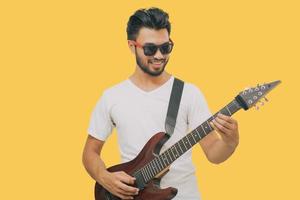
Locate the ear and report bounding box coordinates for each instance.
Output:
[127,40,136,54]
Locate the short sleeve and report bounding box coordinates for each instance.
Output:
[87,92,114,141]
[187,85,212,131]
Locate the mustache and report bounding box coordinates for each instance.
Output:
[149,58,166,63]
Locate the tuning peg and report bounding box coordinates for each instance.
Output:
[242,87,249,95]
[255,84,260,91]
[264,97,269,102]
[259,100,264,106]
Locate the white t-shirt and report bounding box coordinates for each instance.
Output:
[87,76,212,200]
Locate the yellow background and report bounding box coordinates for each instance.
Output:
[1,0,299,199]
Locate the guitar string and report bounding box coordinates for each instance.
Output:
[134,99,241,182]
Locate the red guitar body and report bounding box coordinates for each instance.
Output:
[94,132,178,200]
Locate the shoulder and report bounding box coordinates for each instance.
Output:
[102,79,131,99]
[93,79,130,109]
[182,81,206,99]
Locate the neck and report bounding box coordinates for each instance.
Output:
[129,67,172,91]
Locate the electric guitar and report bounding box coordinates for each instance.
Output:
[94,80,281,200]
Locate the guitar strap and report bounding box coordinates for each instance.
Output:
[165,77,184,137]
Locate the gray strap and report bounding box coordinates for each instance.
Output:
[165,78,184,137]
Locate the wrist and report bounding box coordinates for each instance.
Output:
[97,168,110,184]
[223,139,238,151]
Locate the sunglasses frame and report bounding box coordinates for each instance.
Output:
[129,39,174,56]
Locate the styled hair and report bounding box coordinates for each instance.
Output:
[126,7,171,40]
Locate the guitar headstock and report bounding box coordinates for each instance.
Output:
[235,80,281,110]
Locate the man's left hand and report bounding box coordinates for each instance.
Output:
[210,113,239,148]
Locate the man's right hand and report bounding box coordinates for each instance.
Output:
[99,170,139,199]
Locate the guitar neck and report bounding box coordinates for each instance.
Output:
[139,99,242,183]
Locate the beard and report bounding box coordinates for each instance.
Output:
[135,51,169,77]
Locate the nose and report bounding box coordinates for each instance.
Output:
[153,48,164,59]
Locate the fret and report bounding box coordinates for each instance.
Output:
[170,146,177,159]
[193,131,198,141]
[201,124,207,135]
[150,160,158,175]
[174,143,182,156]
[200,126,208,138]
[148,161,155,177]
[168,148,176,161]
[143,167,149,181]
[146,164,154,178]
[190,133,196,145]
[228,103,236,114]
[158,157,165,170]
[180,138,187,150]
[233,99,240,108]
[144,165,151,180]
[172,145,180,159]
[153,160,159,175]
[139,170,147,184]
[193,130,201,141]
[195,128,201,139]
[159,154,167,167]
[225,105,232,116]
[177,141,184,154]
[203,121,213,133]
[161,153,169,166]
[180,139,187,152]
[229,100,241,114]
[149,162,155,176]
[166,150,172,164]
[207,115,214,123]
[154,158,162,172]
[220,107,230,116]
[187,134,195,146]
[190,132,197,143]
[141,168,147,182]
[149,162,156,177]
[183,136,192,148]
[141,168,149,182]
[212,113,218,120]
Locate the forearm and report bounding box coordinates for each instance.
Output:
[206,138,238,164]
[82,150,108,183]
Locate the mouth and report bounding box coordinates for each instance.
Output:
[149,60,165,67]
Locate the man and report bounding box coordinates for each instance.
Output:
[82,7,239,200]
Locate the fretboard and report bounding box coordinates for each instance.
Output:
[135,99,242,183]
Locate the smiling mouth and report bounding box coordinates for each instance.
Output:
[149,60,165,65]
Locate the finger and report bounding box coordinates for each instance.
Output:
[214,116,233,130]
[218,113,236,124]
[114,186,136,199]
[119,171,136,185]
[117,182,139,194]
[119,187,139,196]
[210,122,221,134]
[212,119,231,134]
[115,191,134,200]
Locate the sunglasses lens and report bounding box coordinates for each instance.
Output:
[160,43,173,54]
[144,45,158,56]
[142,42,174,56]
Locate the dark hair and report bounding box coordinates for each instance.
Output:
[126,7,171,40]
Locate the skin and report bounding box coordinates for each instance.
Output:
[82,27,239,199]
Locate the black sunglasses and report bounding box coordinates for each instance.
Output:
[130,39,174,56]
